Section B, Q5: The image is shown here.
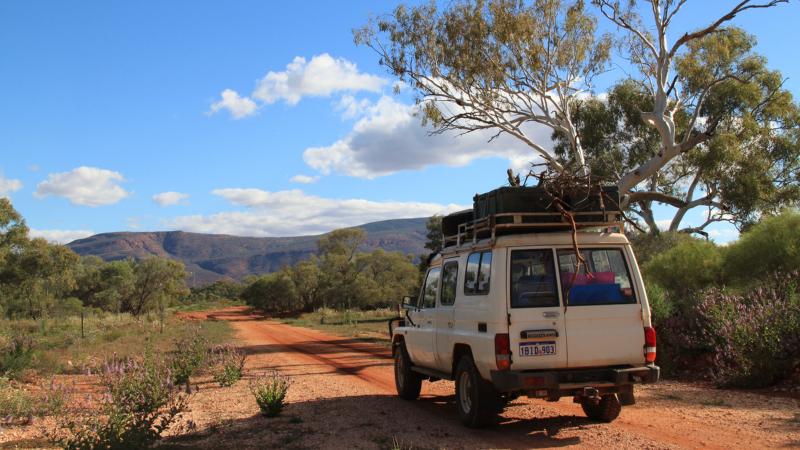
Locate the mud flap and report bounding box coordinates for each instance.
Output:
[617,392,635,406]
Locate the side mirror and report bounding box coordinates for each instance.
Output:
[401,296,416,310]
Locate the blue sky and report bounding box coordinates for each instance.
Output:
[1,0,797,245]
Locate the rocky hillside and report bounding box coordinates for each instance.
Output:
[68,218,428,286]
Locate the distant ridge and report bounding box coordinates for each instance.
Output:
[67,218,429,286]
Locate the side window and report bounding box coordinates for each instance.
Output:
[557,248,636,305]
[420,267,441,309]
[510,250,559,308]
[464,251,492,295]
[440,261,458,305]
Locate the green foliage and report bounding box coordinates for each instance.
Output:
[642,239,724,294]
[185,280,245,305]
[423,214,443,254]
[43,335,192,450]
[168,324,210,384]
[723,209,800,288]
[631,231,699,267]
[249,372,291,417]
[209,341,247,387]
[644,279,672,326]
[0,335,35,379]
[0,375,37,419]
[241,272,298,312]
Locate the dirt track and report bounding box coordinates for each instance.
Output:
[173,307,800,449]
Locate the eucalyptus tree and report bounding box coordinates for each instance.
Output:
[355,0,796,234]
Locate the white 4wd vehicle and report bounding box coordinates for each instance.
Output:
[392,227,659,428]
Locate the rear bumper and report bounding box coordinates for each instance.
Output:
[489,365,660,395]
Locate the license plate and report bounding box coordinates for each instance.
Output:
[519,341,556,356]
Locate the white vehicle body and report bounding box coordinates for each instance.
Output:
[391,230,659,427]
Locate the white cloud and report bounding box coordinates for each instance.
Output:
[166,189,467,237]
[33,166,132,206]
[708,229,739,237]
[289,175,321,184]
[0,172,23,198]
[29,228,95,244]
[335,95,372,119]
[27,165,39,171]
[208,89,259,119]
[653,219,691,232]
[152,191,190,207]
[252,54,387,105]
[302,96,550,179]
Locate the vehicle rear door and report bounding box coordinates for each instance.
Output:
[557,246,646,368]
[507,248,569,370]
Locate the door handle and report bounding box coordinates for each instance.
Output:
[427,321,432,325]
[543,311,560,317]
[448,322,453,328]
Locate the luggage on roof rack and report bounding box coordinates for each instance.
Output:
[443,185,623,246]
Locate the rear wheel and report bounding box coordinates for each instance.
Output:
[394,343,422,400]
[454,356,500,428]
[581,394,622,422]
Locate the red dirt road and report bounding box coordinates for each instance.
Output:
[181,307,800,449]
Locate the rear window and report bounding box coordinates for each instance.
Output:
[557,249,636,305]
[510,250,559,308]
[420,267,440,308]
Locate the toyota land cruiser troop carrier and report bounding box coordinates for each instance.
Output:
[390,186,659,427]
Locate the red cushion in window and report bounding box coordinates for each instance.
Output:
[591,271,615,284]
[561,272,589,286]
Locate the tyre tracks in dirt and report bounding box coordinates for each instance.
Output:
[186,307,800,449]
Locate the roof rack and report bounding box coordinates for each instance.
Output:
[444,211,622,247]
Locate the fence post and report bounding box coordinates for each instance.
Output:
[160,308,164,334]
[81,312,84,339]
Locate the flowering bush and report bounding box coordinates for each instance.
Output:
[0,335,35,379]
[169,324,210,384]
[249,372,291,417]
[659,270,800,387]
[43,337,193,450]
[209,341,247,387]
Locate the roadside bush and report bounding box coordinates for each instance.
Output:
[642,239,724,294]
[209,341,247,387]
[660,270,800,387]
[0,375,37,420]
[723,209,800,289]
[169,324,209,384]
[644,279,672,325]
[631,231,700,266]
[241,273,299,312]
[43,337,192,450]
[249,372,291,417]
[0,335,35,379]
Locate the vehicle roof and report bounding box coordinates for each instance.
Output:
[431,231,630,266]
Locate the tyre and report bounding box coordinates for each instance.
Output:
[581,394,622,422]
[394,343,422,400]
[454,355,500,428]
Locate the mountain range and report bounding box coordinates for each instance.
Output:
[67,218,429,286]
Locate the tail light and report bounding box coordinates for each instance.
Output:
[644,327,656,363]
[495,333,511,370]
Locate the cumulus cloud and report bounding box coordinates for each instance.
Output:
[29,228,95,244]
[208,89,259,119]
[33,167,132,206]
[152,191,190,207]
[302,96,549,179]
[289,175,320,184]
[209,54,388,119]
[27,165,39,171]
[165,189,467,237]
[0,171,23,198]
[252,54,387,105]
[335,95,372,119]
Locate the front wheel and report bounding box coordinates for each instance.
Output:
[581,394,622,422]
[454,356,500,428]
[394,343,422,400]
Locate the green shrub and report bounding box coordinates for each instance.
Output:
[642,239,724,294]
[249,372,291,417]
[209,342,247,387]
[169,325,209,384]
[631,231,699,266]
[723,209,800,289]
[644,279,673,325]
[0,375,37,420]
[0,335,35,379]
